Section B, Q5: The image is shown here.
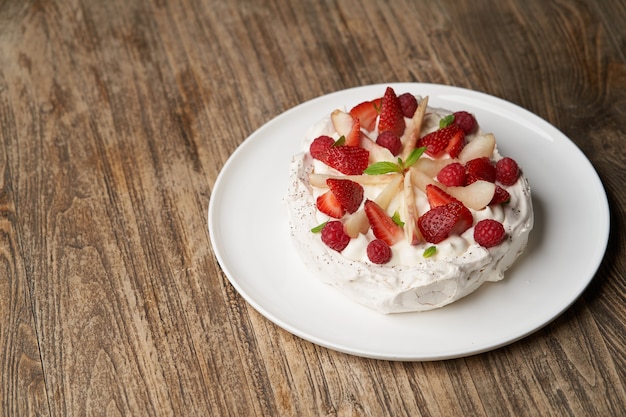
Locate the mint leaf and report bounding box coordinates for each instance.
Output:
[392,211,404,227]
[423,246,437,258]
[403,147,426,169]
[311,221,328,233]
[333,136,346,146]
[364,161,402,175]
[439,114,455,128]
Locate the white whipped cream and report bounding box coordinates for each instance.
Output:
[285,104,533,313]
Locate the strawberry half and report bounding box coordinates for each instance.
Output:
[378,87,406,137]
[465,157,496,183]
[418,201,473,244]
[344,117,362,147]
[364,199,404,246]
[425,184,458,208]
[316,190,345,218]
[327,178,364,214]
[444,127,465,158]
[417,124,463,158]
[324,146,369,175]
[349,98,381,132]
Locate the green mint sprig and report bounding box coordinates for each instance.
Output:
[363,147,426,175]
[439,114,455,128]
[311,221,328,233]
[333,136,346,146]
[391,211,404,227]
[423,246,437,258]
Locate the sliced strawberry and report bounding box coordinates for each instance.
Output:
[425,184,457,208]
[465,157,496,182]
[349,98,381,132]
[327,178,364,214]
[316,190,345,218]
[449,202,473,236]
[324,146,369,175]
[364,199,404,246]
[344,116,362,147]
[444,127,465,158]
[378,87,406,137]
[417,124,462,158]
[418,201,473,244]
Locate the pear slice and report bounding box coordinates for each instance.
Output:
[409,167,446,194]
[458,133,496,164]
[309,173,398,188]
[446,180,496,210]
[361,134,395,163]
[400,96,429,160]
[330,109,353,137]
[403,172,423,245]
[412,158,455,178]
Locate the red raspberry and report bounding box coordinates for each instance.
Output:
[465,173,479,185]
[321,221,351,252]
[496,157,520,186]
[309,135,335,160]
[398,93,418,118]
[465,157,496,182]
[490,185,510,205]
[437,162,466,186]
[366,239,392,264]
[474,219,506,248]
[453,111,477,134]
[376,131,402,156]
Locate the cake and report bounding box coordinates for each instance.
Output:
[285,86,534,313]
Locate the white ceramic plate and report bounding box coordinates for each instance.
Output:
[208,83,609,361]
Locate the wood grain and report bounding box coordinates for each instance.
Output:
[1,0,625,415]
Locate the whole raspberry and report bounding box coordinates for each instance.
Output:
[376,131,402,156]
[496,157,520,186]
[398,93,418,118]
[453,111,477,134]
[366,239,392,264]
[437,162,466,186]
[309,135,335,160]
[321,221,351,252]
[474,219,506,248]
[490,185,511,205]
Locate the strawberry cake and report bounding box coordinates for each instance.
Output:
[286,86,533,313]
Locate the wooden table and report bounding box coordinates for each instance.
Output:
[2,0,625,415]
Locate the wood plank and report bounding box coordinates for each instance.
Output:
[0,0,624,415]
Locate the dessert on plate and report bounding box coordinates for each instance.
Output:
[285,86,533,313]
